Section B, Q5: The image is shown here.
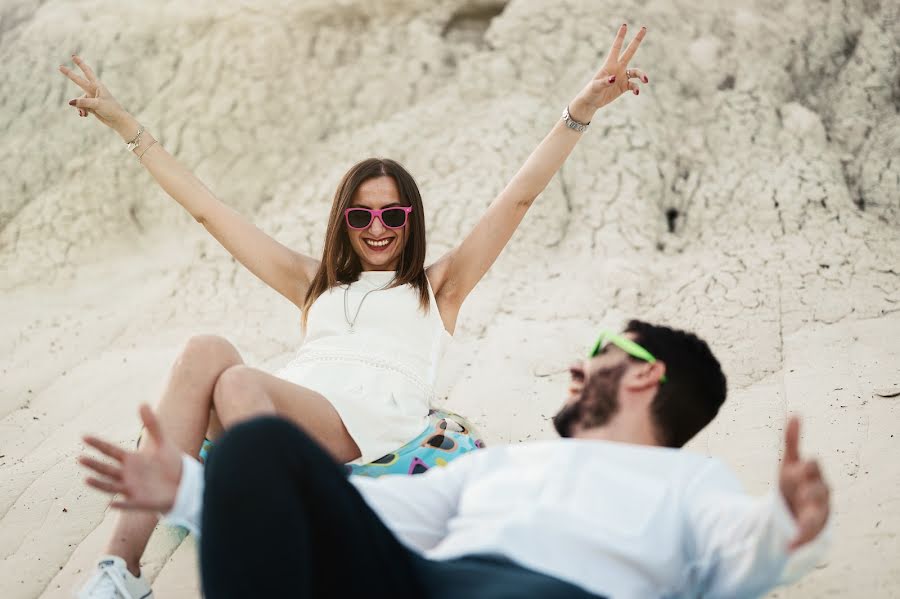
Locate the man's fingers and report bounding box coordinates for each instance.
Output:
[788,506,828,551]
[799,479,829,504]
[58,65,93,93]
[78,456,123,481]
[139,404,164,444]
[85,476,126,496]
[83,435,127,461]
[619,26,647,65]
[783,416,801,464]
[802,459,823,482]
[789,514,816,550]
[72,54,99,83]
[788,531,813,551]
[110,499,157,511]
[788,479,830,551]
[604,23,628,64]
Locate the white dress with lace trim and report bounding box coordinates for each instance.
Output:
[275,270,451,463]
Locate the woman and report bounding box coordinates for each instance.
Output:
[63,23,648,599]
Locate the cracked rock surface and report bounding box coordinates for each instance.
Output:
[1,1,898,597]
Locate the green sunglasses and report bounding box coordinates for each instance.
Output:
[589,329,667,383]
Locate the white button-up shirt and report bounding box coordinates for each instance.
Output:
[167,438,828,598]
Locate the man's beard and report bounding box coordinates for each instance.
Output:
[553,363,626,437]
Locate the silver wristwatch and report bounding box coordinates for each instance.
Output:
[562,106,590,133]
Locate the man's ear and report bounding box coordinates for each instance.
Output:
[621,360,666,393]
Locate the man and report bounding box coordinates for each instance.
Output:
[79,320,830,598]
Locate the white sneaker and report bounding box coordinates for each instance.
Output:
[76,555,153,599]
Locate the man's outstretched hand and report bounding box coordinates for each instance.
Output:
[779,416,830,550]
[80,404,184,512]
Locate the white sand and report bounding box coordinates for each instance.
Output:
[1,1,898,597]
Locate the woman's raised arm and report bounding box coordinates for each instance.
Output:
[428,24,648,328]
[59,55,318,308]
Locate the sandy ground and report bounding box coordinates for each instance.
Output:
[1,0,899,597]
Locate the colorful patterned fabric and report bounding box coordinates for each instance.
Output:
[199,437,214,464]
[347,409,485,477]
[197,409,484,476]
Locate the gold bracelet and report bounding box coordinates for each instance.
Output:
[125,125,145,152]
[138,139,158,163]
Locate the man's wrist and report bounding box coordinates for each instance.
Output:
[772,488,801,545]
[167,452,184,495]
[160,453,204,536]
[163,453,195,517]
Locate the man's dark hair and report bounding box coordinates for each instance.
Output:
[624,320,727,447]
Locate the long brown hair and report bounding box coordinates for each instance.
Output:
[301,158,430,327]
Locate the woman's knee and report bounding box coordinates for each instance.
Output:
[212,365,261,413]
[175,335,242,376]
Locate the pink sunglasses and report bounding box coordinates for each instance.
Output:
[344,206,413,230]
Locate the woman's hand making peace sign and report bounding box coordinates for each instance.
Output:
[57,53,319,305]
[568,24,648,123]
[428,24,649,325]
[59,55,134,137]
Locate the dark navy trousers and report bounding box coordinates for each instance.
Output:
[200,417,604,599]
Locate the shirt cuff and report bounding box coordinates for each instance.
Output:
[161,453,204,537]
[770,487,799,541]
[771,488,831,584]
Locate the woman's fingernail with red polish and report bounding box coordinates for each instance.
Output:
[68,100,76,106]
[644,76,649,83]
[609,76,616,83]
[635,89,639,95]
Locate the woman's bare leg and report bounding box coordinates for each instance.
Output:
[213,365,362,463]
[105,335,242,575]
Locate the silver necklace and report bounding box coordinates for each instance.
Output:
[343,277,393,332]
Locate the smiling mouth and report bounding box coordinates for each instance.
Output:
[364,238,394,251]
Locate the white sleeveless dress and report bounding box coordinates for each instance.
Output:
[275,270,452,463]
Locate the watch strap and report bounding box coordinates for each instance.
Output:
[561,106,589,133]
